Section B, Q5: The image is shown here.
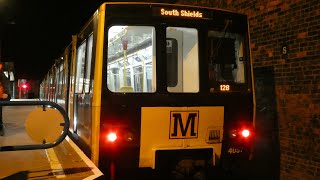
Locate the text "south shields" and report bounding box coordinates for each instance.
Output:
[160,8,203,18]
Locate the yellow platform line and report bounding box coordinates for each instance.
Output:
[45,148,66,178]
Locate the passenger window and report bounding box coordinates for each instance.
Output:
[75,41,86,93]
[107,26,156,93]
[84,34,93,93]
[166,27,199,93]
[58,64,64,95]
[55,67,60,95]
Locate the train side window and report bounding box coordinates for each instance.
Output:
[58,64,63,95]
[166,27,199,93]
[45,76,49,99]
[50,72,54,100]
[107,26,156,93]
[75,41,86,93]
[55,66,60,96]
[84,34,93,93]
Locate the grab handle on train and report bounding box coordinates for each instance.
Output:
[0,100,70,151]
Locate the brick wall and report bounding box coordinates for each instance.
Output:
[175,0,320,179]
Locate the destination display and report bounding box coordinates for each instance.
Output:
[153,7,209,19]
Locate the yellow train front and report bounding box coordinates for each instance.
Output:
[40,2,255,179]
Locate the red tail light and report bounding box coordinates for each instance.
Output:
[104,127,135,144]
[228,128,253,139]
[107,132,117,142]
[241,129,250,138]
[22,84,28,89]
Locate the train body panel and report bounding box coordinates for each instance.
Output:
[140,106,224,168]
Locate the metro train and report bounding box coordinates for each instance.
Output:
[40,2,255,179]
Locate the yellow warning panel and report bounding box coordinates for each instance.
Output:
[139,106,224,168]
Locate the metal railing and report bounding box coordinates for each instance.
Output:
[0,100,69,151]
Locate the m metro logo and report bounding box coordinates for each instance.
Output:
[169,111,199,139]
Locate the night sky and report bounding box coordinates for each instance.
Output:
[0,0,104,80]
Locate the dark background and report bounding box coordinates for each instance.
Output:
[1,0,319,179]
[0,0,105,80]
[0,0,177,80]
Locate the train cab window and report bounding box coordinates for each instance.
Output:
[75,41,86,93]
[208,30,246,92]
[107,26,156,93]
[84,34,93,93]
[166,27,199,93]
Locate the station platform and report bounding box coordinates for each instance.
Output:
[0,100,103,179]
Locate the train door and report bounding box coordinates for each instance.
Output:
[73,34,94,147]
[69,36,77,132]
[166,27,199,93]
[73,39,86,135]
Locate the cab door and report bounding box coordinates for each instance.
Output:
[166,27,199,93]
